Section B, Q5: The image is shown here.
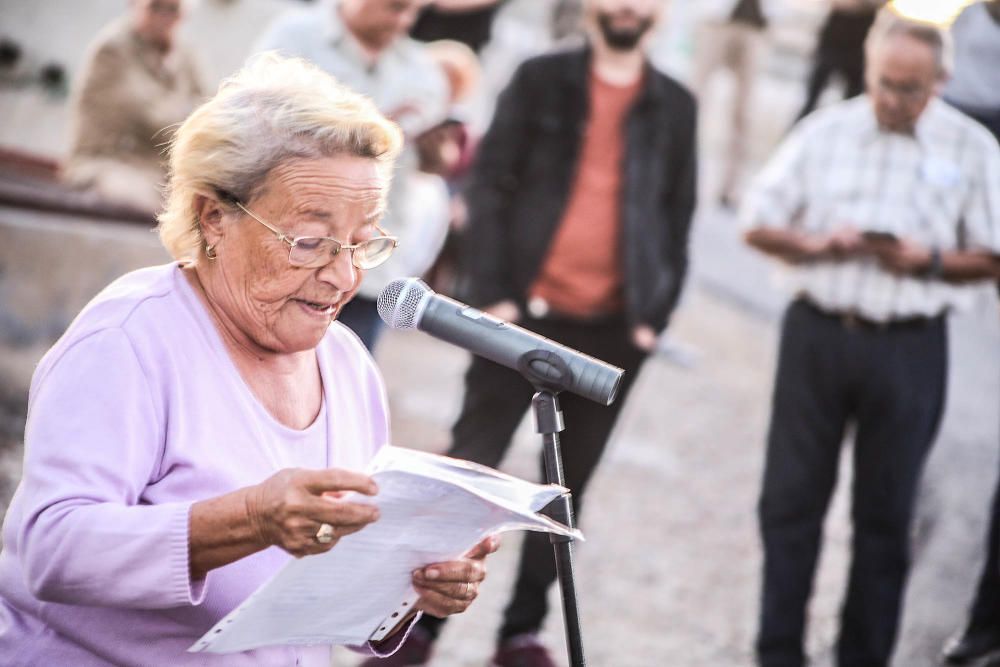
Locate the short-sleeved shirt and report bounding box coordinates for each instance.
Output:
[741,96,1000,322]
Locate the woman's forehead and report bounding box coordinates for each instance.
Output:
[265,157,386,218]
[287,188,384,214]
[290,201,385,226]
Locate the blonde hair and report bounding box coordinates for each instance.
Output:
[157,52,403,262]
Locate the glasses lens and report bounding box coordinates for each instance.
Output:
[289,238,339,268]
[353,237,397,270]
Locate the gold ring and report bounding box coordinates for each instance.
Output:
[465,582,473,597]
[315,523,336,544]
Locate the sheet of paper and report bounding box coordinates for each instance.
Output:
[367,445,568,514]
[190,447,582,654]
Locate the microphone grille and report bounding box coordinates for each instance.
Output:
[377,278,431,330]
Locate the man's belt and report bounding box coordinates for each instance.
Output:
[798,298,945,332]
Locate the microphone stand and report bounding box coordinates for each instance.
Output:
[531,389,586,667]
[519,351,588,667]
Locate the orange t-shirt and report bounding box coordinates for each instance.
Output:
[528,71,641,318]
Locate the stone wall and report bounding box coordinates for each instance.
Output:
[0,207,168,413]
[0,0,296,159]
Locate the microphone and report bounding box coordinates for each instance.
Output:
[377,278,624,405]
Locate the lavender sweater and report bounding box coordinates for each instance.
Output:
[0,264,393,666]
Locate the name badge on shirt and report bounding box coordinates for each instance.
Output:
[920,157,962,188]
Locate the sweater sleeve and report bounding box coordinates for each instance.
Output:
[17,327,206,609]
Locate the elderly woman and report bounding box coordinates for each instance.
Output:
[0,54,495,666]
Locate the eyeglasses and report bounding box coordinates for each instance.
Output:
[874,77,931,103]
[232,200,398,270]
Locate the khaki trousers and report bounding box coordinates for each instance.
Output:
[693,20,767,203]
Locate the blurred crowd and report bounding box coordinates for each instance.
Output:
[15,0,1000,665]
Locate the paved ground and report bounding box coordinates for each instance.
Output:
[324,210,999,667]
[338,279,779,667]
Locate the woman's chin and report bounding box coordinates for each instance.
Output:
[271,307,333,353]
[277,331,327,354]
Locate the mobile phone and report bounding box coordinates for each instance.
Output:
[862,231,899,244]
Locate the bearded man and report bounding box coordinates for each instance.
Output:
[361,0,698,665]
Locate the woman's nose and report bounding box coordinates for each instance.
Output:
[316,248,359,292]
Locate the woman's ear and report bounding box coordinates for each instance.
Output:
[193,193,227,246]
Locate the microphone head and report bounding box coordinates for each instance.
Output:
[377,278,433,330]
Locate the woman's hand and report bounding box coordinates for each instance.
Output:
[412,535,501,618]
[246,468,380,558]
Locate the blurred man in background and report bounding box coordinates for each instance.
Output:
[363,0,697,665]
[62,0,203,214]
[939,3,1000,664]
[942,0,1000,143]
[795,0,886,121]
[744,9,1000,667]
[255,0,451,350]
[693,0,779,208]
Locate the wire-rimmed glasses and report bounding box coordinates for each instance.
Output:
[232,199,398,270]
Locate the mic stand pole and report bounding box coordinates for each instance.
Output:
[530,389,586,667]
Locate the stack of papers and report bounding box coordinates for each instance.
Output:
[190,446,582,653]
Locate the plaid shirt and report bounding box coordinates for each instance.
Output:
[742,96,1000,322]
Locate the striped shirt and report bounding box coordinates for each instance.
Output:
[742,95,1000,322]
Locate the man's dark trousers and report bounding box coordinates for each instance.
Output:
[756,299,947,667]
[419,313,647,640]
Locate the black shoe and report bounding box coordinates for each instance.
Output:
[942,625,1000,665]
[490,634,557,667]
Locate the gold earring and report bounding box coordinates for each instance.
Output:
[205,243,217,260]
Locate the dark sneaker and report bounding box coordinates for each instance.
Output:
[490,634,557,667]
[359,625,434,667]
[942,625,1000,665]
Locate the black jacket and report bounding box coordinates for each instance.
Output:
[461,47,698,332]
